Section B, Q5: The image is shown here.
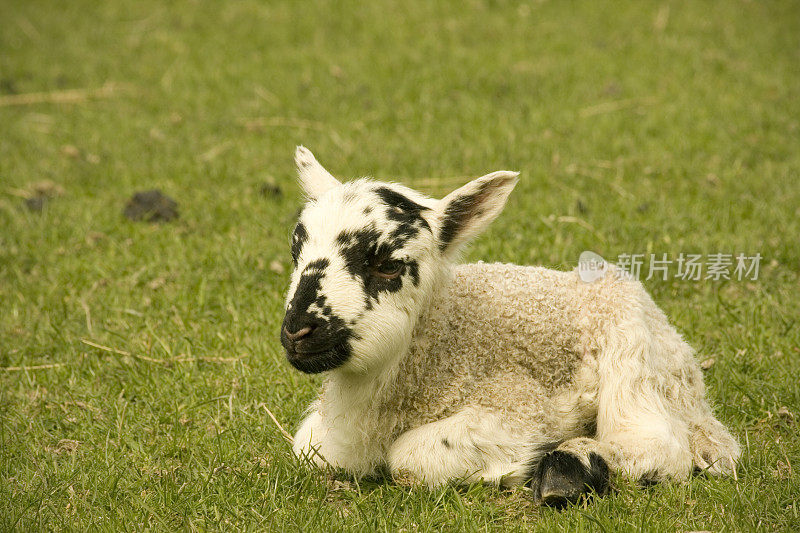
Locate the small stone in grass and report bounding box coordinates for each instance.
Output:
[777,406,794,424]
[123,189,179,223]
[48,439,80,455]
[700,357,715,370]
[22,180,66,211]
[269,260,285,274]
[30,180,66,198]
[61,144,81,158]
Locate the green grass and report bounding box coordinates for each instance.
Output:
[1,0,799,530]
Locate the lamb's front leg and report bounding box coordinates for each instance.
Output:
[388,408,531,487]
[293,409,386,476]
[292,410,332,468]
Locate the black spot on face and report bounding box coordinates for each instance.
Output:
[375,187,431,243]
[334,188,431,304]
[336,226,421,305]
[281,258,353,374]
[291,222,308,266]
[285,259,329,321]
[374,187,429,218]
[408,261,421,286]
[441,438,451,449]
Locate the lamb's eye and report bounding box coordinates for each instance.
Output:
[373,259,404,279]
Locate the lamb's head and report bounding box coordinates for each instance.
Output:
[281,147,518,375]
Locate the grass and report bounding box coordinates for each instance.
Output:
[1,0,798,530]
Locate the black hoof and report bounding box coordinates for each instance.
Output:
[530,450,610,508]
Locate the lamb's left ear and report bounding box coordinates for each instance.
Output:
[295,146,342,200]
[435,170,519,255]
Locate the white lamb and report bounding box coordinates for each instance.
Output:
[280,147,740,506]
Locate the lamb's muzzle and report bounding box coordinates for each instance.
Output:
[280,146,741,506]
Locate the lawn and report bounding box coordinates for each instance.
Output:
[1,0,799,530]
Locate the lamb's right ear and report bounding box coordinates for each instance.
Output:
[435,170,519,256]
[294,146,341,200]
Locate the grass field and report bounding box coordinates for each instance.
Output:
[1,0,799,530]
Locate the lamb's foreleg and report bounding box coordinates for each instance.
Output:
[292,409,332,468]
[387,407,533,487]
[293,409,378,473]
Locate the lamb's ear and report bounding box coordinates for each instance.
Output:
[435,170,519,256]
[294,146,341,199]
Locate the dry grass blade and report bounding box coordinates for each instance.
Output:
[80,338,164,364]
[0,82,128,107]
[173,355,247,363]
[579,97,658,118]
[1,363,68,371]
[260,403,294,444]
[240,116,327,131]
[81,339,245,365]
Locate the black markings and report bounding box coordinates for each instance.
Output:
[438,178,513,251]
[375,187,430,226]
[638,470,661,487]
[529,450,610,508]
[332,187,432,305]
[337,226,382,278]
[407,260,420,287]
[284,185,436,373]
[286,258,329,320]
[375,187,431,242]
[336,226,414,304]
[291,222,308,265]
[281,257,354,374]
[441,438,451,449]
[285,341,351,374]
[438,186,485,251]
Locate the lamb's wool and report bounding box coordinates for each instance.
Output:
[299,261,738,484]
[286,147,740,487]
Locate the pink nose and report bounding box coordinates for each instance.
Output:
[283,326,313,341]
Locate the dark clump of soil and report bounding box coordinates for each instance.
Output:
[21,180,66,212]
[259,181,283,198]
[0,77,18,95]
[123,190,179,222]
[25,196,47,211]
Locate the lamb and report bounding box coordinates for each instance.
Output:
[280,146,741,506]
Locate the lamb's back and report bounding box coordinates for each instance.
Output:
[393,262,598,433]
